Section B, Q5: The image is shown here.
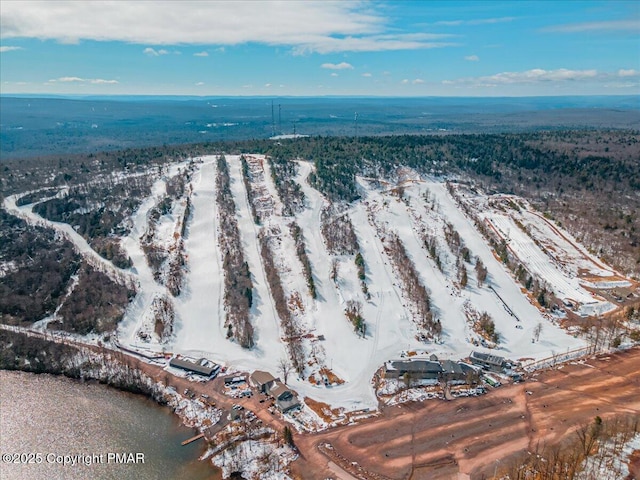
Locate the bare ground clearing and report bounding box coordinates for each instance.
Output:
[290,347,640,480]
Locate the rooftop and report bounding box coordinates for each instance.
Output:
[250,370,276,386]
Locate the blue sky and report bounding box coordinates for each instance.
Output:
[1,1,638,96]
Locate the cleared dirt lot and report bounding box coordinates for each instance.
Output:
[291,347,640,480]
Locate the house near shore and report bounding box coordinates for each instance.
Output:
[249,370,300,412]
[469,351,505,372]
[169,356,219,378]
[250,370,278,394]
[269,382,300,413]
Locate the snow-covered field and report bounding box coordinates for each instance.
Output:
[13,156,630,412]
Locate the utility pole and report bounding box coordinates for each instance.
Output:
[278,104,282,133]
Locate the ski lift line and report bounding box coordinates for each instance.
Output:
[488,285,520,321]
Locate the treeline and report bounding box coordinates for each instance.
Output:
[320,207,359,255]
[4,130,638,275]
[5,131,638,201]
[499,415,639,480]
[240,155,262,224]
[216,156,254,348]
[139,167,193,296]
[152,295,174,343]
[258,232,305,374]
[49,262,135,335]
[0,209,80,324]
[384,232,441,340]
[443,222,472,288]
[0,329,157,397]
[268,157,305,216]
[289,222,316,299]
[345,300,366,337]
[32,171,155,244]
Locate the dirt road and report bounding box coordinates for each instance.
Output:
[290,347,640,480]
[5,326,637,479]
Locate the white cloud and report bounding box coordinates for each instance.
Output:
[321,62,353,70]
[48,76,118,84]
[542,19,640,33]
[1,2,455,54]
[90,78,118,84]
[330,73,338,77]
[295,34,455,55]
[604,82,639,89]
[0,46,22,52]
[443,68,619,87]
[401,79,409,84]
[143,47,169,56]
[195,82,205,86]
[193,51,208,57]
[264,83,272,87]
[618,69,639,77]
[53,76,85,82]
[464,55,479,61]
[435,17,517,26]
[412,78,425,84]
[362,72,372,77]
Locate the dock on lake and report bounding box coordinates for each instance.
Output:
[181,433,204,446]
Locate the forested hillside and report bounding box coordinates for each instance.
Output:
[2,130,638,276]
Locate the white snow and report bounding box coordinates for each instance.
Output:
[10,156,624,413]
[452,188,621,317]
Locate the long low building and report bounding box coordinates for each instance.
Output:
[169,356,220,378]
[384,359,443,380]
[469,351,505,372]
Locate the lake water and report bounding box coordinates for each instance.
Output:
[0,370,221,480]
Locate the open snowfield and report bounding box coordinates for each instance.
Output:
[11,155,626,412]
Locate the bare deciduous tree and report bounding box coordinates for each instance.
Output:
[277,357,293,384]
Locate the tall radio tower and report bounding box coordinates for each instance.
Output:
[354,112,359,138]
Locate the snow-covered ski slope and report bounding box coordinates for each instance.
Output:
[157,156,588,410]
[451,186,623,317]
[9,155,613,411]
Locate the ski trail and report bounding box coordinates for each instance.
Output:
[226,155,285,364]
[3,193,137,288]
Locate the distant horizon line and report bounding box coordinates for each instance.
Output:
[1,93,639,100]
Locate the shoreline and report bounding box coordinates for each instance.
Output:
[3,324,639,479]
[0,328,224,479]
